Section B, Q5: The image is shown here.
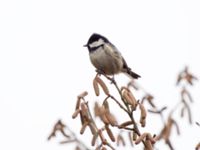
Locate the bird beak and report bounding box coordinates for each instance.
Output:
[83,44,88,47]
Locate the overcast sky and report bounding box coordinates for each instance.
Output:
[0,0,200,150]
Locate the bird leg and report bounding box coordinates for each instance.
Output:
[95,70,116,84]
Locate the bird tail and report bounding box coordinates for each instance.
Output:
[126,70,141,79]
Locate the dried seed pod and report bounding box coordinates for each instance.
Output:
[121,86,130,92]
[135,133,148,144]
[139,103,147,119]
[103,100,110,113]
[93,78,100,96]
[140,118,146,127]
[88,122,98,135]
[94,102,101,117]
[80,122,89,134]
[122,90,134,106]
[91,133,98,146]
[78,91,88,99]
[105,113,118,126]
[98,129,107,144]
[118,121,133,128]
[132,132,137,141]
[99,106,109,124]
[80,103,89,117]
[139,103,147,127]
[95,76,109,96]
[75,97,81,110]
[127,91,137,110]
[105,125,115,142]
[100,114,110,125]
[72,109,81,119]
[144,139,153,150]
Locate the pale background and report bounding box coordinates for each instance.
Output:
[0,0,200,150]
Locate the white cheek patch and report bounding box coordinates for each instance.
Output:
[89,39,104,48]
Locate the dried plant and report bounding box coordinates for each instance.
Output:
[48,66,198,150]
[71,73,156,150]
[128,66,198,149]
[48,119,90,150]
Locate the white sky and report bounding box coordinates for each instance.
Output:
[0,0,200,150]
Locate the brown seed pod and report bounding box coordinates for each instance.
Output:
[105,113,118,126]
[80,103,89,117]
[127,90,137,110]
[121,86,130,92]
[105,125,115,142]
[118,121,133,129]
[140,118,146,127]
[122,90,133,105]
[95,76,109,96]
[93,78,100,96]
[80,122,89,134]
[91,133,98,146]
[78,91,88,99]
[103,100,110,113]
[88,122,98,135]
[99,106,109,124]
[72,109,81,119]
[144,139,153,150]
[139,103,147,127]
[98,129,107,145]
[75,97,81,110]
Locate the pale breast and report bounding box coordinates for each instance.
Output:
[89,45,123,75]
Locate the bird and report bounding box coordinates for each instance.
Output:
[84,33,141,79]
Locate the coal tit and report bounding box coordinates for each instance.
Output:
[84,33,141,79]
